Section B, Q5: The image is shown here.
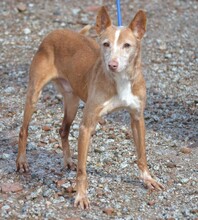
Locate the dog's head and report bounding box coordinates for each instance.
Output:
[95,6,146,78]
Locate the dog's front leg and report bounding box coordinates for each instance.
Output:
[130,113,164,190]
[74,108,98,209]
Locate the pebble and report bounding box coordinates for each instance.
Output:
[79,101,84,108]
[103,207,115,215]
[106,139,114,144]
[165,53,172,59]
[1,183,23,193]
[4,87,15,94]
[28,188,42,200]
[65,218,81,220]
[24,28,31,35]
[180,147,192,154]
[65,186,75,193]
[72,131,79,138]
[72,123,79,130]
[28,3,34,7]
[85,6,100,12]
[61,182,71,189]
[55,94,62,101]
[27,143,37,151]
[94,147,105,153]
[72,8,81,16]
[29,125,38,131]
[42,125,51,131]
[148,200,155,206]
[2,205,10,210]
[0,153,11,159]
[17,3,27,12]
[0,122,5,132]
[52,196,65,204]
[159,42,167,51]
[180,178,189,184]
[166,162,177,168]
[125,216,133,220]
[42,189,54,197]
[81,15,89,24]
[56,179,66,187]
[120,161,128,169]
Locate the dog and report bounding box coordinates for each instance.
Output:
[16,6,164,209]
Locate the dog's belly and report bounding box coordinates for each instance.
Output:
[54,78,73,94]
[59,79,73,93]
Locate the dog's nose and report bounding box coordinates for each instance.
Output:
[108,60,118,71]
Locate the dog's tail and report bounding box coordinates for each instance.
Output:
[79,25,92,36]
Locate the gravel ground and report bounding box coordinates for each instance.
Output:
[0,0,197,219]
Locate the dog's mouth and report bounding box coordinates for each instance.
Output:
[106,69,124,81]
[106,67,118,76]
[107,65,124,74]
[108,68,118,73]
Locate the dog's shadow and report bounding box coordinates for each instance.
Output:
[106,90,197,145]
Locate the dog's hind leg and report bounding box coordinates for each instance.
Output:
[16,51,57,172]
[54,79,80,170]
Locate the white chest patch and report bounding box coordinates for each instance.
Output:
[100,76,140,116]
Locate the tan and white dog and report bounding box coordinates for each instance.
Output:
[16,6,164,209]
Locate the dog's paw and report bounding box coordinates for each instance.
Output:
[74,193,90,209]
[63,157,77,171]
[144,178,164,191]
[16,155,29,172]
[68,162,77,171]
[141,171,164,191]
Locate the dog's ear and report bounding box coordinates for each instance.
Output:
[95,6,111,34]
[128,10,146,40]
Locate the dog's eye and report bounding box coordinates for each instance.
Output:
[123,43,131,48]
[103,42,110,47]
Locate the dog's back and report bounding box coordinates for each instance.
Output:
[30,29,100,101]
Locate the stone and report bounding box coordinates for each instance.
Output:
[180,178,189,184]
[5,87,15,94]
[1,183,23,193]
[166,162,177,168]
[103,207,115,215]
[42,126,51,131]
[17,3,27,12]
[1,153,10,159]
[180,147,191,154]
[148,200,155,206]
[52,196,65,204]
[72,8,81,16]
[24,28,31,35]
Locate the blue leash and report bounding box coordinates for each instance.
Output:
[116,0,122,26]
